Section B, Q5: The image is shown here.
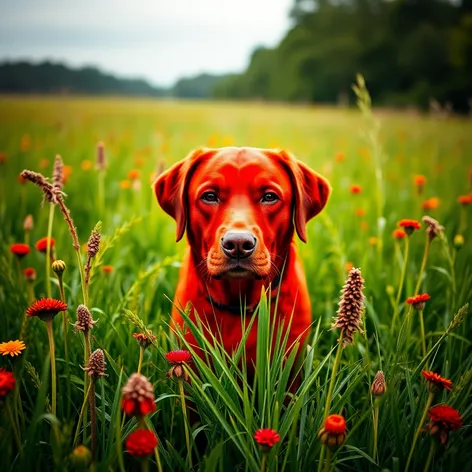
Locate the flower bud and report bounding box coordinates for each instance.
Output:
[70,445,92,469]
[453,234,464,250]
[52,260,66,275]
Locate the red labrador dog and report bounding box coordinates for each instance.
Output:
[154,147,330,366]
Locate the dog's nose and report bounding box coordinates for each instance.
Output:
[221,232,257,259]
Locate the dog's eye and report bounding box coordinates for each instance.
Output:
[261,192,279,203]
[201,192,219,203]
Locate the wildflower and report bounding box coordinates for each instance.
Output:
[457,195,472,205]
[23,214,34,231]
[10,243,30,258]
[335,152,345,162]
[406,293,431,311]
[398,219,421,235]
[422,216,444,240]
[96,141,106,170]
[125,429,158,457]
[128,170,140,180]
[0,152,6,164]
[121,373,156,417]
[52,260,66,275]
[133,331,156,349]
[350,184,362,194]
[254,428,280,452]
[318,414,347,449]
[354,208,365,217]
[422,371,453,393]
[414,175,427,194]
[53,155,64,190]
[120,180,131,189]
[369,237,379,246]
[345,261,354,273]
[422,197,440,210]
[102,265,114,273]
[24,267,36,281]
[371,370,386,396]
[0,340,26,357]
[0,369,16,397]
[81,160,93,171]
[393,229,407,239]
[165,350,192,381]
[74,304,96,333]
[84,349,107,379]
[70,445,92,468]
[35,237,55,254]
[426,405,462,445]
[20,134,31,151]
[331,268,365,347]
[39,158,50,169]
[26,298,67,321]
[453,235,464,250]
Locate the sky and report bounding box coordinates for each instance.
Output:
[0,0,294,87]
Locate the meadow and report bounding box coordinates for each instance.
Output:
[0,88,471,472]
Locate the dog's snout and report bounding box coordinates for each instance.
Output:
[221,232,257,259]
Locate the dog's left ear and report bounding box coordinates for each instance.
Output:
[153,147,216,241]
[267,149,331,243]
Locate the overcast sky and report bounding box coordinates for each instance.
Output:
[0,0,294,86]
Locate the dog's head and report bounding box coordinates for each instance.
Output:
[153,147,330,279]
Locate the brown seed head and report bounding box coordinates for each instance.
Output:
[84,349,106,379]
[20,169,61,205]
[53,155,64,190]
[371,370,387,396]
[87,222,102,258]
[422,215,444,240]
[96,141,106,171]
[23,214,34,231]
[74,304,96,333]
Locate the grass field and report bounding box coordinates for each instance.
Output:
[0,93,471,472]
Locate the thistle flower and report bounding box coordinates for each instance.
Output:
[318,414,347,449]
[74,304,96,333]
[0,369,16,397]
[10,243,30,259]
[84,349,107,379]
[422,215,444,240]
[398,219,421,235]
[331,268,365,347]
[121,373,156,417]
[426,405,462,445]
[53,154,64,190]
[96,141,106,171]
[254,428,280,452]
[24,267,36,281]
[133,331,156,349]
[23,214,34,231]
[165,350,192,381]
[0,340,26,357]
[422,371,453,393]
[35,237,55,254]
[26,298,67,322]
[371,370,386,396]
[125,429,158,457]
[406,293,431,311]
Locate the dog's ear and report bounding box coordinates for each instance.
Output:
[153,148,215,241]
[268,149,331,243]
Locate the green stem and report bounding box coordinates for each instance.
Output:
[73,382,93,447]
[6,399,22,454]
[155,444,163,472]
[83,330,92,444]
[137,346,144,374]
[141,457,149,472]
[323,448,333,472]
[260,453,267,472]
[90,380,97,459]
[423,441,435,472]
[373,402,379,462]
[46,203,55,299]
[76,249,88,306]
[418,309,428,366]
[179,379,193,469]
[98,170,105,218]
[392,236,410,333]
[58,277,71,416]
[414,237,431,296]
[46,318,57,417]
[405,391,434,472]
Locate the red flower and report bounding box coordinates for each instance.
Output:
[24,267,36,281]
[398,219,421,235]
[427,405,462,445]
[406,293,431,310]
[350,184,362,194]
[10,243,30,258]
[125,429,158,457]
[414,175,427,186]
[457,195,472,205]
[392,229,407,239]
[128,170,141,180]
[165,350,192,364]
[0,369,16,397]
[26,298,67,321]
[422,197,440,210]
[102,265,114,273]
[35,237,55,253]
[318,414,347,449]
[422,371,453,393]
[121,373,156,417]
[133,331,156,349]
[254,428,280,450]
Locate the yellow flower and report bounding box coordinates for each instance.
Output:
[81,160,93,171]
[0,340,26,357]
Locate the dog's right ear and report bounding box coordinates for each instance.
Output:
[153,148,215,242]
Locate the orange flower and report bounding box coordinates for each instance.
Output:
[24,267,36,281]
[81,160,93,171]
[406,293,431,310]
[426,405,462,445]
[0,340,26,357]
[345,261,354,272]
[392,229,407,239]
[125,429,158,457]
[414,175,427,186]
[26,298,67,321]
[335,152,345,162]
[324,414,347,434]
[120,180,131,189]
[10,243,30,258]
[457,195,472,205]
[39,158,50,169]
[20,134,31,152]
[35,237,55,253]
[128,170,140,180]
[133,332,156,349]
[0,152,7,164]
[350,184,362,194]
[354,208,366,217]
[102,265,114,274]
[318,414,347,449]
[369,237,379,246]
[0,369,16,397]
[254,428,280,451]
[398,219,421,235]
[422,371,453,393]
[422,197,440,210]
